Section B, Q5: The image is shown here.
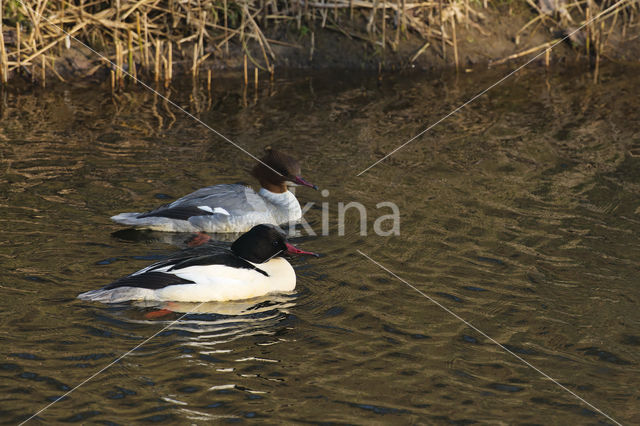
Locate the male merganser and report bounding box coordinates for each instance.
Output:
[110,148,318,233]
[78,224,318,303]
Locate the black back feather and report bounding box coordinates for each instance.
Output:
[167,253,268,277]
[104,272,195,290]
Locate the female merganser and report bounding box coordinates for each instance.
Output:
[110,148,318,233]
[78,224,318,303]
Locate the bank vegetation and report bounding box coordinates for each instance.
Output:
[0,0,638,86]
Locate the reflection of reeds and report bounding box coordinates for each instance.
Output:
[0,0,636,86]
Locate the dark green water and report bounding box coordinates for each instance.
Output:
[0,65,639,424]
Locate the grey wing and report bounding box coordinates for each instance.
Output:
[138,184,268,220]
[169,184,268,214]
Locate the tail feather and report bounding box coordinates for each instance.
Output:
[111,212,143,226]
[111,212,200,232]
[78,288,154,303]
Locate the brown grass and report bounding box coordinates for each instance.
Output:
[0,0,637,86]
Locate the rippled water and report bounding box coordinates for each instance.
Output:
[1,65,639,424]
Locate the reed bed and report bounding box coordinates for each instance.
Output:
[0,0,638,86]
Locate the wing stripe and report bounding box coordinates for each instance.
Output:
[104,271,195,290]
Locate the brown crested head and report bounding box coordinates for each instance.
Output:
[251,147,318,193]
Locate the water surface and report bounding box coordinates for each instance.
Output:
[0,65,639,424]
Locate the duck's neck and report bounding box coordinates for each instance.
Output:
[259,180,288,193]
[258,187,302,223]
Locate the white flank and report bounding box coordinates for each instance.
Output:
[78,258,296,303]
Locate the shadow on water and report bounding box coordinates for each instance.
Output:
[0,65,639,424]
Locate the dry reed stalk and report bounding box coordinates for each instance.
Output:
[192,42,199,78]
[594,40,600,82]
[136,12,144,63]
[240,6,246,50]
[451,14,458,71]
[586,2,591,57]
[410,40,430,62]
[254,67,258,90]
[119,41,125,88]
[244,54,248,85]
[381,0,386,51]
[154,39,161,83]
[489,39,561,66]
[48,56,66,82]
[0,5,7,84]
[127,29,134,80]
[196,52,212,69]
[395,0,401,48]
[167,41,173,87]
[545,47,550,67]
[319,0,329,27]
[115,39,122,85]
[367,0,378,34]
[439,0,445,59]
[207,68,212,92]
[516,14,545,45]
[198,11,207,57]
[224,0,229,54]
[58,1,65,56]
[115,0,121,41]
[132,57,138,83]
[17,23,21,72]
[143,12,150,68]
[41,55,46,87]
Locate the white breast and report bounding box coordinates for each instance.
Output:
[257,189,302,224]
